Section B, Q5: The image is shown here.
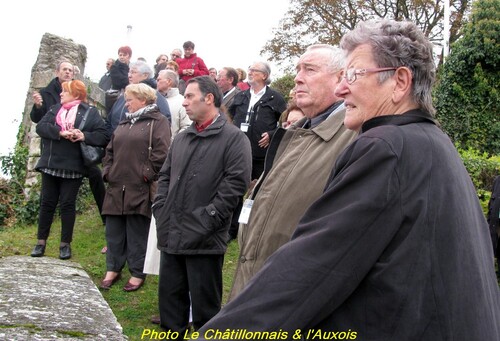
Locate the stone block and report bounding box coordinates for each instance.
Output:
[0,256,127,340]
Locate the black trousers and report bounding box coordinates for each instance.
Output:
[159,252,223,332]
[87,165,106,224]
[37,172,83,243]
[105,214,150,278]
[251,157,265,181]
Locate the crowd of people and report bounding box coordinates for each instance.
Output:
[28,22,499,340]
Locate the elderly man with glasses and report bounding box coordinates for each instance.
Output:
[229,61,287,181]
[228,45,358,300]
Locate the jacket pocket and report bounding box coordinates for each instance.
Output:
[142,163,157,182]
[203,203,222,230]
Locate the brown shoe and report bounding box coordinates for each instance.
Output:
[123,279,145,292]
[99,273,121,290]
[151,315,160,324]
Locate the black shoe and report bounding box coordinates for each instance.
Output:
[59,244,71,260]
[31,244,46,257]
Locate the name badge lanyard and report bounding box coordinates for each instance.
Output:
[241,107,253,133]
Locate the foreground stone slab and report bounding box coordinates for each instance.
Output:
[0,256,126,340]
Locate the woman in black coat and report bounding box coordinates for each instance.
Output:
[487,175,500,260]
[31,80,109,260]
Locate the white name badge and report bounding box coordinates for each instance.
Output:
[238,199,254,224]
[240,123,249,132]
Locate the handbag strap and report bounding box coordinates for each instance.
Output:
[78,106,91,130]
[148,120,155,159]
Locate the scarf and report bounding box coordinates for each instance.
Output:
[56,100,82,131]
[126,104,157,125]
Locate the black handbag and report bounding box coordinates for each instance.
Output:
[78,107,105,167]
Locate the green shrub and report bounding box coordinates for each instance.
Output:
[271,74,295,102]
[458,146,500,213]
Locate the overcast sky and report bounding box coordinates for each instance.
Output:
[0,0,291,160]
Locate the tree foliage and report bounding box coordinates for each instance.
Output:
[263,0,471,69]
[434,0,500,155]
[271,74,296,102]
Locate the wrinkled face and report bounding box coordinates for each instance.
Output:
[209,68,217,79]
[183,47,194,58]
[183,82,209,124]
[156,72,170,93]
[216,69,232,92]
[57,62,74,82]
[60,87,77,104]
[106,59,114,71]
[170,50,181,60]
[128,67,148,84]
[158,55,168,64]
[247,63,267,87]
[294,49,342,118]
[334,44,396,131]
[125,93,147,113]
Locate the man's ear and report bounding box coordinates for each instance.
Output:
[205,93,215,105]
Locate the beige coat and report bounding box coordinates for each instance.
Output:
[229,105,357,300]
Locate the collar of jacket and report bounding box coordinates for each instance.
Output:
[185,113,227,136]
[290,101,347,142]
[361,109,436,133]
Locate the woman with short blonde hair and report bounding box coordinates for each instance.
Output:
[100,82,171,292]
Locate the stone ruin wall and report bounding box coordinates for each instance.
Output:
[22,33,105,189]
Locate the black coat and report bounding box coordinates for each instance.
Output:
[230,86,286,159]
[198,110,500,340]
[487,175,500,257]
[35,103,109,175]
[30,77,62,123]
[154,115,252,254]
[109,60,129,91]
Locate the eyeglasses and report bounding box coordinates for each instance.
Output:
[342,67,399,84]
[171,54,181,58]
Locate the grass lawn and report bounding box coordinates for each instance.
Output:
[0,203,240,340]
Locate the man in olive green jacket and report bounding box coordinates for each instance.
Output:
[229,45,358,300]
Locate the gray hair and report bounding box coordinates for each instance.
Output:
[340,19,436,115]
[254,61,272,85]
[305,44,345,72]
[162,69,180,88]
[130,60,153,78]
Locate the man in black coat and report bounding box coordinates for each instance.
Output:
[153,76,251,335]
[30,61,107,227]
[30,61,74,123]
